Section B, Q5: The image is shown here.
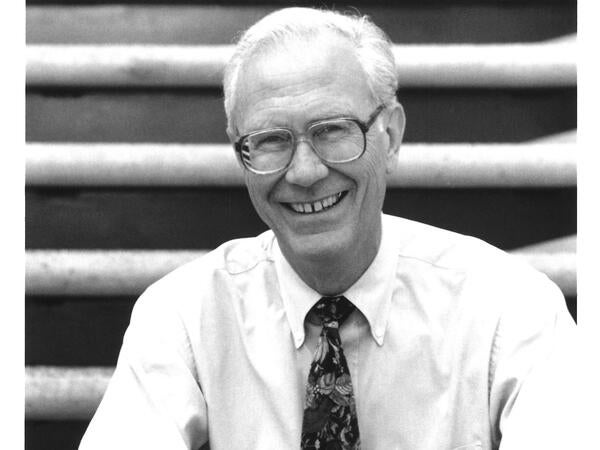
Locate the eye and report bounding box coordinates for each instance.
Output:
[312,121,354,141]
[250,131,292,152]
[315,123,343,136]
[258,134,286,145]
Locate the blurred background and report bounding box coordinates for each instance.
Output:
[25,0,576,449]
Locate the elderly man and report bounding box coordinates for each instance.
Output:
[80,7,576,450]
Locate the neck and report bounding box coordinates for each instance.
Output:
[282,230,382,296]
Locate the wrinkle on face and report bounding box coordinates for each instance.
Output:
[232,34,375,136]
[231,33,395,293]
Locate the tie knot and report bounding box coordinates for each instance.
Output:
[311,296,355,328]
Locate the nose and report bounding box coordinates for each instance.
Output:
[284,139,329,187]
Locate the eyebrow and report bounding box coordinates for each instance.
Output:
[312,109,359,122]
[242,108,360,135]
[311,104,360,120]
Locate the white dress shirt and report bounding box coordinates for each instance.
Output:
[79,214,577,450]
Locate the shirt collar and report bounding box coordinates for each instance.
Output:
[273,213,398,348]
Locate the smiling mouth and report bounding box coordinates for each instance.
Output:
[285,191,347,214]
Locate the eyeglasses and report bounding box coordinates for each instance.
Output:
[234,104,386,175]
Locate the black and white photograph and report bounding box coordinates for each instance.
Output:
[20,0,589,449]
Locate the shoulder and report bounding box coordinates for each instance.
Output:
[384,213,540,274]
[132,230,277,316]
[382,214,565,313]
[156,229,274,282]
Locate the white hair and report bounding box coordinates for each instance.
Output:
[223,7,399,133]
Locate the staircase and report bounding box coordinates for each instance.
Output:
[25,1,577,448]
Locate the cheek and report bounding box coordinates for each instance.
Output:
[360,150,389,190]
[245,177,264,207]
[245,177,278,222]
[352,150,389,213]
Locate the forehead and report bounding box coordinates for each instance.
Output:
[233,34,374,134]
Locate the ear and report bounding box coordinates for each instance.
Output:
[226,126,237,144]
[226,125,247,171]
[384,103,406,174]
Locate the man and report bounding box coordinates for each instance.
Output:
[80,7,576,449]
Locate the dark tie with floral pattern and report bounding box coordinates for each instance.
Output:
[301,296,361,449]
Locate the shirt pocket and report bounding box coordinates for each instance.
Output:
[451,443,482,450]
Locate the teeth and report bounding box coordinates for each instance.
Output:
[289,192,343,214]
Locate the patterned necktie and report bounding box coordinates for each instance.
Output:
[301,296,361,449]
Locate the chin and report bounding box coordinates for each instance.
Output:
[283,227,355,263]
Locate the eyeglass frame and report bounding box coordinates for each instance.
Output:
[233,104,387,175]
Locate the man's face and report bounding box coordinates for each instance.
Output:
[230,35,403,270]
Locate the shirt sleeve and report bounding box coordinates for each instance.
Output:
[79,283,209,450]
[487,269,578,449]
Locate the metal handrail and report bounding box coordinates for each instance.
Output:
[26,40,576,88]
[26,247,576,297]
[26,143,576,188]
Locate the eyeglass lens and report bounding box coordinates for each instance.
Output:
[241,119,365,172]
